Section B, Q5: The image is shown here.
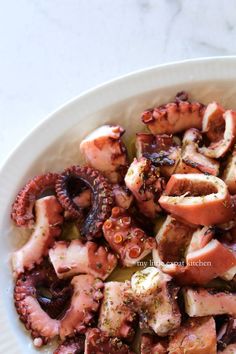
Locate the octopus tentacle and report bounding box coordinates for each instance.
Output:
[98,281,136,341]
[84,328,135,354]
[103,206,156,267]
[11,173,58,227]
[12,196,64,276]
[56,165,114,239]
[141,91,205,134]
[54,335,85,354]
[49,239,117,280]
[14,264,71,347]
[60,274,104,339]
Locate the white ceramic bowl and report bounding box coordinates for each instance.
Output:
[2,57,236,353]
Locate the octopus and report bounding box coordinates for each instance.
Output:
[11,172,58,227]
[159,173,234,226]
[135,133,181,177]
[80,125,129,183]
[98,281,136,341]
[218,317,236,352]
[103,206,156,267]
[141,91,205,134]
[130,267,181,336]
[140,334,168,354]
[125,157,165,218]
[54,335,85,354]
[14,263,71,347]
[12,195,63,276]
[200,104,236,158]
[112,183,134,209]
[223,148,236,194]
[56,165,114,239]
[49,239,117,280]
[84,328,135,354]
[60,274,103,339]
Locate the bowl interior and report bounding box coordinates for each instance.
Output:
[2,58,236,353]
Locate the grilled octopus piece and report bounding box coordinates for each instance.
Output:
[54,335,85,354]
[103,207,156,267]
[140,333,168,354]
[130,267,181,336]
[84,328,135,354]
[98,281,136,341]
[49,239,117,280]
[159,174,233,226]
[80,125,129,183]
[12,196,63,276]
[125,157,165,219]
[11,173,58,227]
[141,91,205,134]
[56,165,114,239]
[14,264,71,347]
[217,317,236,352]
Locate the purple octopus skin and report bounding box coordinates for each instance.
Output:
[98,281,136,341]
[14,264,71,348]
[60,274,104,339]
[12,195,63,277]
[56,165,114,239]
[84,328,135,354]
[49,239,117,280]
[54,335,85,354]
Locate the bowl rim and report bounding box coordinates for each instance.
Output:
[2,55,236,353]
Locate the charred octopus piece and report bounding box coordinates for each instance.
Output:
[80,125,128,183]
[183,288,236,317]
[49,239,117,280]
[135,133,181,177]
[159,174,233,226]
[130,267,181,336]
[112,183,134,209]
[11,173,58,227]
[200,106,236,158]
[12,196,63,276]
[98,281,136,341]
[54,335,85,354]
[103,207,156,267]
[141,91,205,134]
[60,274,103,339]
[14,264,71,347]
[125,157,165,218]
[56,165,114,239]
[181,128,220,176]
[168,316,217,354]
[84,328,135,354]
[218,317,236,352]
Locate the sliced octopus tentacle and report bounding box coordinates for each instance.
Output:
[56,165,114,239]
[60,274,104,339]
[11,172,58,227]
[84,328,135,354]
[12,196,64,276]
[14,264,71,347]
[49,239,117,280]
[54,335,85,354]
[141,91,205,135]
[103,206,156,267]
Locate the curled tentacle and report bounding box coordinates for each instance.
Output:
[54,335,85,354]
[49,239,117,280]
[11,173,58,227]
[103,207,156,267]
[80,124,129,183]
[12,196,63,276]
[60,274,104,339]
[159,174,233,226]
[98,281,136,341]
[84,328,135,354]
[141,91,205,134]
[56,165,114,239]
[125,157,165,218]
[14,264,71,347]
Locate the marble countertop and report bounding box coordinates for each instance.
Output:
[1,0,236,166]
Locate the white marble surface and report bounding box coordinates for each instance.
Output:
[1,0,236,166]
